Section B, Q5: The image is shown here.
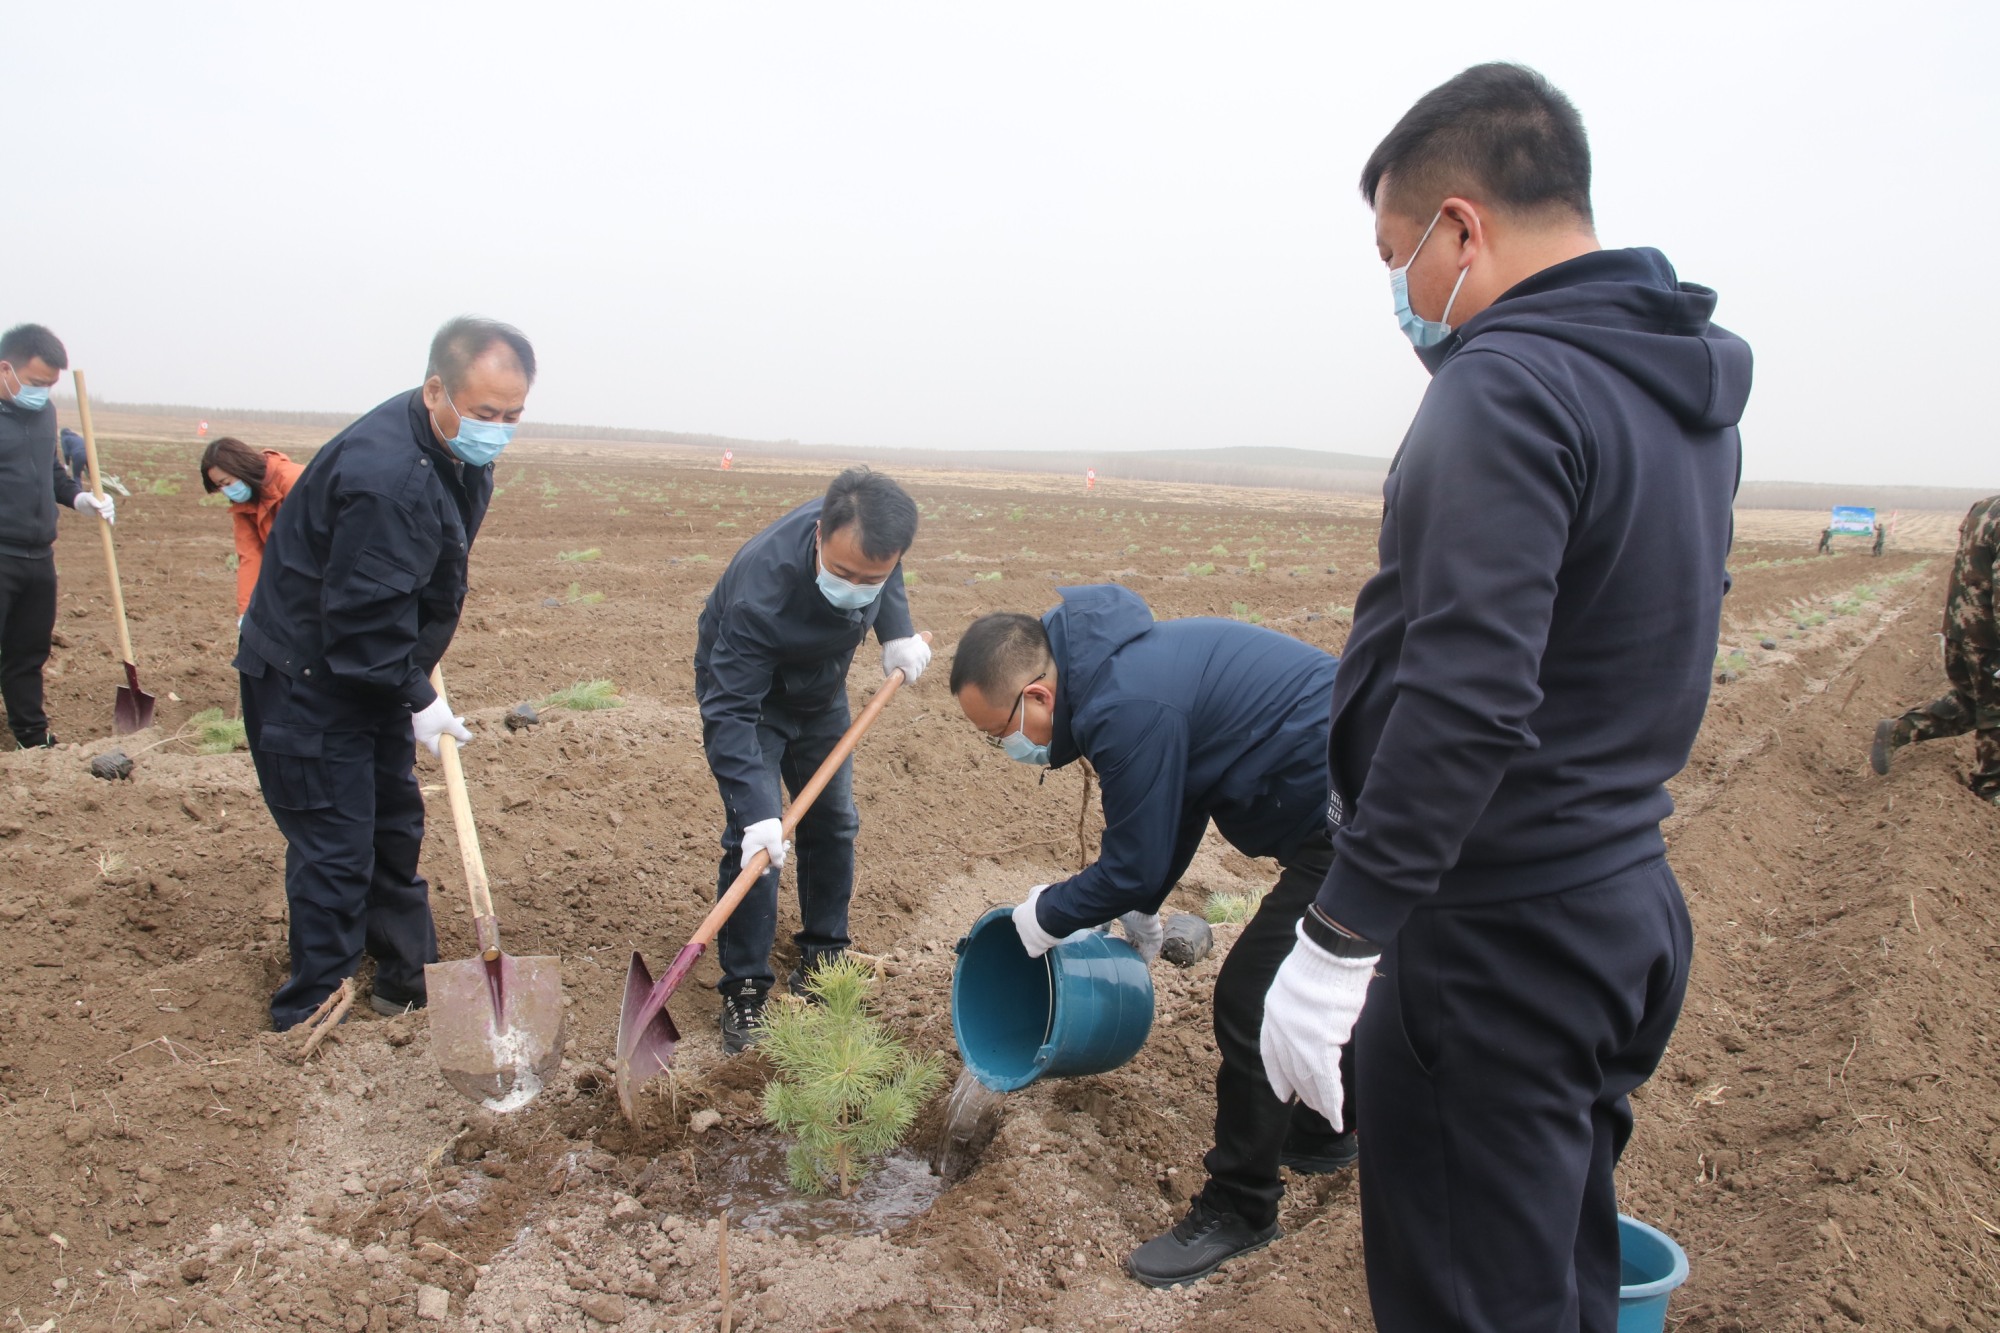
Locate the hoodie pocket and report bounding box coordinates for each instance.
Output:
[255,724,333,811]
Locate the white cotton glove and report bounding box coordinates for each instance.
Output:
[742,817,788,872]
[411,694,472,757]
[1260,921,1379,1130]
[73,492,115,524]
[1117,910,1164,964]
[881,635,931,683]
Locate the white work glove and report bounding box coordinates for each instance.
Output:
[742,817,788,872]
[881,635,931,683]
[1260,921,1379,1130]
[1011,884,1103,958]
[411,694,472,757]
[73,492,116,524]
[1117,910,1164,964]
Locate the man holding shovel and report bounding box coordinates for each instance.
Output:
[0,323,116,750]
[694,467,928,1053]
[948,584,1346,1288]
[236,317,534,1032]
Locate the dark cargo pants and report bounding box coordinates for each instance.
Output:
[240,653,437,1031]
[0,552,58,747]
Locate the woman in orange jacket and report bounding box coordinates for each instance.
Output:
[198,437,305,616]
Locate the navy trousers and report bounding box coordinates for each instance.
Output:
[1201,830,1354,1229]
[0,552,57,747]
[1357,856,1692,1333]
[697,678,858,995]
[240,654,438,1031]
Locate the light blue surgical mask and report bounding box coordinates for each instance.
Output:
[435,389,517,467]
[5,364,50,412]
[814,541,886,611]
[1390,209,1469,349]
[220,479,253,504]
[992,682,1051,766]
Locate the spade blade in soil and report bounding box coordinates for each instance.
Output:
[113,662,156,734]
[615,948,687,1125]
[424,952,565,1106]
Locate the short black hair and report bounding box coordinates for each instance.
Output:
[426,316,536,392]
[0,324,68,371]
[949,612,1052,698]
[1361,63,1592,225]
[821,467,918,561]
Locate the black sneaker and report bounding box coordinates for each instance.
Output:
[1870,719,1897,776]
[720,988,768,1055]
[786,947,847,1001]
[1126,1195,1278,1288]
[370,991,425,1018]
[1280,1129,1358,1175]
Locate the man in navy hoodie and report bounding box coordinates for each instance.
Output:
[950,585,1347,1287]
[1257,65,1748,1331]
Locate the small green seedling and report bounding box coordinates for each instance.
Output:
[542,679,623,711]
[557,548,603,563]
[974,571,1002,583]
[566,581,605,606]
[189,707,247,755]
[1205,888,1267,925]
[760,957,944,1196]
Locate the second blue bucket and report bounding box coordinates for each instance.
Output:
[951,906,1154,1092]
[1617,1215,1690,1332]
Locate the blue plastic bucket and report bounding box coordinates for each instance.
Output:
[1617,1215,1689,1332]
[951,906,1154,1092]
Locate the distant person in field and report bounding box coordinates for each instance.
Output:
[198,436,306,618]
[1871,497,2000,798]
[1873,521,1887,557]
[1256,65,1748,1331]
[59,427,89,486]
[694,468,929,1054]
[949,587,1354,1289]
[237,316,533,1031]
[0,323,116,750]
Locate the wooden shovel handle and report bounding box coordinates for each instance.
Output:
[71,373,137,667]
[429,668,500,958]
[687,665,912,953]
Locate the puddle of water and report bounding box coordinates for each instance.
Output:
[696,1135,942,1237]
[929,1068,1006,1183]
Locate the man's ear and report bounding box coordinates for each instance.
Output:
[1439,195,1485,268]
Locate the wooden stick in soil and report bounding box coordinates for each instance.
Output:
[295,979,354,1060]
[718,1209,731,1333]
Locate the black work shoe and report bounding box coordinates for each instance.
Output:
[1280,1129,1358,1175]
[1870,719,1897,776]
[720,988,768,1055]
[1127,1195,1278,1288]
[369,992,425,1018]
[786,947,847,1000]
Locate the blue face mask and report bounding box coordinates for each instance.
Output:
[814,539,886,611]
[220,479,253,504]
[435,388,517,467]
[998,690,1051,766]
[5,365,50,411]
[1390,209,1469,349]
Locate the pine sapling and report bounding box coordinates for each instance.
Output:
[759,957,944,1196]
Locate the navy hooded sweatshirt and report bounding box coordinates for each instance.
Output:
[1319,247,1749,944]
[1033,584,1341,937]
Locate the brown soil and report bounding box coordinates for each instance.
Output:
[3,429,1992,1331]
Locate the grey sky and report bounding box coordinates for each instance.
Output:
[11,2,1996,486]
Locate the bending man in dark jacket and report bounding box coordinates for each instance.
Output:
[694,468,928,1053]
[236,317,534,1031]
[950,584,1346,1288]
[0,323,116,749]
[1257,66,1748,1332]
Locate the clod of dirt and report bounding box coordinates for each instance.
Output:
[505,702,542,731]
[1159,912,1214,968]
[416,1283,450,1321]
[1716,668,1741,684]
[89,750,134,781]
[579,1292,627,1323]
[1760,637,1779,650]
[688,1108,722,1135]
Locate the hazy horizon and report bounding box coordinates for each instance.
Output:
[8,3,1996,488]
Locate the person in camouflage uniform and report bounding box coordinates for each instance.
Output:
[1872,495,2000,796]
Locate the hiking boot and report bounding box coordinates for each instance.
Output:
[1870,719,1899,775]
[787,947,848,1001]
[1126,1195,1278,1288]
[1280,1129,1358,1175]
[720,987,769,1055]
[370,991,424,1018]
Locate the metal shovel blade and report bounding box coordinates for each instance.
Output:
[614,948,689,1124]
[424,952,566,1106]
[114,662,156,735]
